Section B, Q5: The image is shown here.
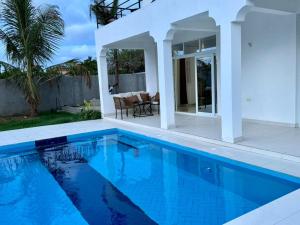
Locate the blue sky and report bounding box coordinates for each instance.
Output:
[0,0,98,66]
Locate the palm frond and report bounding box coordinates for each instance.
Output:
[0,0,34,66]
[0,60,20,78]
[0,0,64,116]
[46,58,92,88]
[29,5,64,65]
[90,0,119,26]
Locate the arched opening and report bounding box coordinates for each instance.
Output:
[170,13,220,121]
[240,2,298,126]
[234,0,300,153]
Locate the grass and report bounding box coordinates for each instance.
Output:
[0,111,85,132]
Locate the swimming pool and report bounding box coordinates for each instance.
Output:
[0,128,300,225]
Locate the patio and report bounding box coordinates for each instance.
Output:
[106,113,300,159]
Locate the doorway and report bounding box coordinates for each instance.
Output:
[174,53,217,116]
[174,57,196,113]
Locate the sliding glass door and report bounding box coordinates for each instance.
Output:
[174,57,196,114]
[174,53,217,116]
[196,55,217,116]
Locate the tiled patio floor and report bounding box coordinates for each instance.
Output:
[107,113,300,158]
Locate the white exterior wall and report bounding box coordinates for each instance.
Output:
[144,45,158,95]
[297,14,300,126]
[95,0,247,141]
[95,0,300,142]
[241,12,297,126]
[95,0,246,47]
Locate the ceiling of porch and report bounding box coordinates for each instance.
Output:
[103,32,155,49]
[171,13,218,45]
[249,0,300,13]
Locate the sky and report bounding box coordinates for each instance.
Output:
[0,0,99,66]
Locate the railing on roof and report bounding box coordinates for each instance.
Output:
[96,0,156,27]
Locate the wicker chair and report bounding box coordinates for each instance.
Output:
[151,92,160,114]
[123,95,140,117]
[113,97,125,119]
[140,93,151,103]
[113,95,142,119]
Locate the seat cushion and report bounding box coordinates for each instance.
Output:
[140,93,150,102]
[131,91,145,102]
[125,95,139,106]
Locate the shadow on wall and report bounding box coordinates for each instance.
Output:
[108,72,146,94]
[0,75,100,116]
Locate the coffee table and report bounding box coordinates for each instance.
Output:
[133,101,153,117]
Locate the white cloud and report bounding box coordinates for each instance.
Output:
[49,45,96,65]
[64,23,95,45]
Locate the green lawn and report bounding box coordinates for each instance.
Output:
[0,111,86,131]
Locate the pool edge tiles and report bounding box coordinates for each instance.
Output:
[116,128,300,185]
[1,127,300,185]
[0,141,35,156]
[224,188,300,225]
[1,128,300,225]
[67,128,118,142]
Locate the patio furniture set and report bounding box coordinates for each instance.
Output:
[113,91,160,119]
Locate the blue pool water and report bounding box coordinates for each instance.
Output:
[0,129,300,225]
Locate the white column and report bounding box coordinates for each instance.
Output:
[296,14,300,127]
[96,48,115,115]
[220,22,243,143]
[144,45,158,95]
[156,39,175,129]
[216,28,221,115]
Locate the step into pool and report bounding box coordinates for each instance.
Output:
[0,128,300,225]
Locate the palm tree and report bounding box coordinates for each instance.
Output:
[0,0,64,116]
[90,0,120,93]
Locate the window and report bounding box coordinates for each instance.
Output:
[184,40,200,54]
[172,44,184,56]
[172,35,217,57]
[200,36,216,51]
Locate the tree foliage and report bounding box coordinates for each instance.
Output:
[107,49,145,75]
[0,0,64,116]
[46,57,98,88]
[90,0,119,27]
[89,0,145,80]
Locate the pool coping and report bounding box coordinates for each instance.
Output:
[224,188,300,225]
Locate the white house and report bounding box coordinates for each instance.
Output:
[95,0,300,144]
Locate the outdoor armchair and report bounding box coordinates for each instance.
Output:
[151,92,160,114]
[113,97,126,119]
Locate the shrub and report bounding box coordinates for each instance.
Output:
[80,110,101,120]
[80,100,102,120]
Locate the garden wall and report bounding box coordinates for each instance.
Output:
[0,73,146,116]
[108,72,146,94]
[0,75,100,116]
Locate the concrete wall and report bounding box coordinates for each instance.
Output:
[241,12,297,125]
[0,75,99,116]
[108,72,146,94]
